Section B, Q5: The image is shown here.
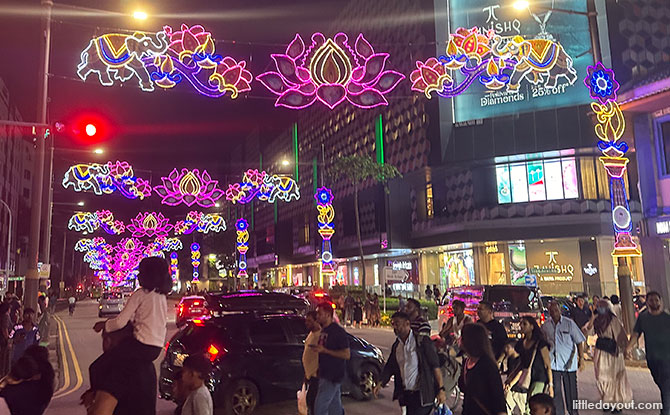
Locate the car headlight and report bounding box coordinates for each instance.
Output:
[99,305,102,309]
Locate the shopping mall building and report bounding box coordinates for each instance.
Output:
[227,0,667,300]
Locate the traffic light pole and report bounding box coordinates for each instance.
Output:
[25,0,53,310]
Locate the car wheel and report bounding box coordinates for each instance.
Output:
[223,379,259,415]
[350,364,379,401]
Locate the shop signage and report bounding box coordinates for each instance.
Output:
[530,251,575,282]
[485,241,499,254]
[655,220,670,235]
[391,260,412,271]
[445,0,592,123]
[583,263,598,276]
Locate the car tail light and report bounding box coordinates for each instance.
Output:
[193,301,201,306]
[207,344,225,362]
[192,319,205,326]
[539,313,545,325]
[164,341,170,353]
[331,302,336,309]
[178,304,184,315]
[314,292,325,298]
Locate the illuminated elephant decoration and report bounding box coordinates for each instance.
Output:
[62,163,111,195]
[77,31,169,92]
[264,175,300,203]
[491,35,577,91]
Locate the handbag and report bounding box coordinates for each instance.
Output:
[515,343,538,393]
[595,337,617,356]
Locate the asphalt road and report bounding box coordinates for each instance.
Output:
[45,299,662,415]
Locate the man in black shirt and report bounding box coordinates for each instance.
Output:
[477,300,508,363]
[569,295,591,330]
[405,298,432,337]
[312,302,350,415]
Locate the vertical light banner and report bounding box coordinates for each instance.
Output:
[315,187,336,277]
[235,218,249,277]
[583,63,641,257]
[190,243,200,282]
[170,252,179,282]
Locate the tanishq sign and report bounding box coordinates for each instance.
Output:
[530,251,575,282]
[443,0,593,123]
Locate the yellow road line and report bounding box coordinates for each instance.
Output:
[52,316,70,397]
[52,315,84,399]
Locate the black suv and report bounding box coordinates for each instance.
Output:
[159,292,384,415]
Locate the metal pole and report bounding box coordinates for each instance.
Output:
[25,0,53,310]
[59,231,66,298]
[0,200,11,297]
[43,138,54,267]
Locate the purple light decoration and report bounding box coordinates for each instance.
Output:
[315,187,336,276]
[154,168,224,207]
[584,62,620,104]
[257,33,405,109]
[126,212,174,238]
[236,218,249,277]
[191,242,201,281]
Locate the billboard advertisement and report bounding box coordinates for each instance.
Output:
[445,0,594,122]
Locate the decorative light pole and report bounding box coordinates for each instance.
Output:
[170,252,179,283]
[235,219,249,278]
[315,188,336,284]
[190,243,200,282]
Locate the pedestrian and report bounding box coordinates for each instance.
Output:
[89,257,171,414]
[609,295,622,321]
[432,285,440,305]
[542,302,585,415]
[569,295,591,331]
[502,340,528,414]
[10,308,40,365]
[439,299,473,345]
[590,295,600,315]
[303,311,321,415]
[179,354,214,415]
[424,286,432,302]
[68,294,76,316]
[37,296,49,346]
[353,297,363,329]
[627,291,670,415]
[516,316,553,398]
[584,299,631,412]
[404,298,431,337]
[398,295,406,312]
[476,300,508,364]
[0,303,10,377]
[344,293,354,327]
[375,311,446,415]
[311,302,350,415]
[529,393,556,415]
[371,294,380,327]
[0,345,54,415]
[458,323,507,415]
[8,295,20,327]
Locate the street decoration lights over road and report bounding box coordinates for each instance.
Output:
[154,168,225,208]
[258,33,405,109]
[410,27,578,98]
[174,211,227,235]
[225,169,300,205]
[583,63,641,258]
[68,210,125,235]
[235,219,249,278]
[77,24,252,98]
[315,187,336,277]
[126,212,174,238]
[62,160,151,200]
[191,243,201,282]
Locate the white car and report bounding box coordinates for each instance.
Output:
[99,292,124,317]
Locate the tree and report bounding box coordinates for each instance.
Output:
[330,155,401,290]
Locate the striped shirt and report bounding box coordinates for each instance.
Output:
[411,315,432,337]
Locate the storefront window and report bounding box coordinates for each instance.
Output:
[496,157,578,204]
[509,243,528,285]
[442,250,475,288]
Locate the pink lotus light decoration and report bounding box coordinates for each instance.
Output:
[257,33,405,109]
[154,168,224,207]
[126,212,174,238]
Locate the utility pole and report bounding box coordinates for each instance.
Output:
[25,0,53,310]
[0,199,11,298]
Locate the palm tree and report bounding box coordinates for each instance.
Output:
[330,155,401,290]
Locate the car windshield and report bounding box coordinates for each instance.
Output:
[488,286,540,312]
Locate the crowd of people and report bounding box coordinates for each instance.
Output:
[340,292,382,328]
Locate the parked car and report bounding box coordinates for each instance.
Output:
[276,287,335,311]
[98,291,124,317]
[438,285,544,339]
[176,295,208,327]
[160,291,384,415]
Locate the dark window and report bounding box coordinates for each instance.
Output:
[284,318,310,344]
[23,170,30,180]
[22,188,29,199]
[661,121,670,175]
[248,319,288,344]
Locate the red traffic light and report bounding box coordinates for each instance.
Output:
[60,111,113,142]
[85,123,97,137]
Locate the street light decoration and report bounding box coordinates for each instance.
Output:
[191,242,201,282]
[126,212,174,238]
[77,24,252,99]
[235,218,249,277]
[410,27,578,98]
[170,252,179,282]
[62,161,151,200]
[583,63,641,258]
[257,33,404,109]
[315,187,336,276]
[225,169,300,204]
[67,210,125,235]
[174,211,227,235]
[154,168,224,208]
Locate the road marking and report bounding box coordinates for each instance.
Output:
[52,316,70,397]
[52,315,84,400]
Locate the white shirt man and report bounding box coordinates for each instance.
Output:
[396,329,419,391]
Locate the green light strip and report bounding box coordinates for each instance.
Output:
[375,114,384,165]
[293,123,299,181]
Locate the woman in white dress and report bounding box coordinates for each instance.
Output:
[586,299,632,413]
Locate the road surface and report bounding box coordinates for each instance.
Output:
[46,299,662,415]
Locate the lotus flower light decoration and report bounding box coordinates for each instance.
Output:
[126,212,174,238]
[154,168,224,207]
[258,33,405,109]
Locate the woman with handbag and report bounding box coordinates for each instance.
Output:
[514,317,553,399]
[586,299,632,413]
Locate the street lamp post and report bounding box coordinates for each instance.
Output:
[0,199,12,296]
[25,0,53,310]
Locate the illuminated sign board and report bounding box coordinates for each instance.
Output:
[496,157,578,204]
[445,0,593,122]
[656,220,670,235]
